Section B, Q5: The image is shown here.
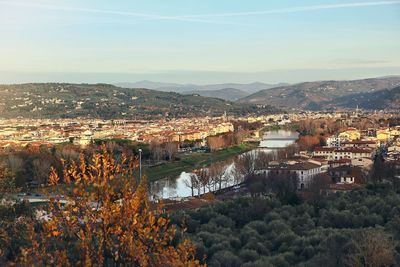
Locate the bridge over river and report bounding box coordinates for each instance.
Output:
[259,130,299,149]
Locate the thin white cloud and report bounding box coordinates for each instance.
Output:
[0,1,238,25]
[175,1,400,18]
[1,0,399,25]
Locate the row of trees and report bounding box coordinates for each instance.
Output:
[182,150,278,197]
[184,161,231,197]
[207,131,246,152]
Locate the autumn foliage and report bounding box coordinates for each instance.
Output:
[14,146,203,266]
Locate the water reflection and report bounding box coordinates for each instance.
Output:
[150,130,298,199]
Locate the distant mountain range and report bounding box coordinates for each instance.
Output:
[114,81,288,101]
[239,76,400,110]
[1,76,398,120]
[0,83,278,119]
[182,88,249,101]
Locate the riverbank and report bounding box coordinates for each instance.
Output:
[145,142,258,181]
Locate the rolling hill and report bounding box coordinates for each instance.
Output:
[182,88,249,101]
[115,81,288,94]
[332,85,400,110]
[0,83,278,119]
[239,76,400,110]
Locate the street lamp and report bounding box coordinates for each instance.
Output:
[138,148,142,179]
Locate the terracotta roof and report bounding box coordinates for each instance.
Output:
[314,147,372,153]
[328,159,351,164]
[342,140,376,145]
[314,147,335,152]
[329,183,363,191]
[265,161,321,171]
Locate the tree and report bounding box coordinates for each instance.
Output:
[307,173,332,210]
[234,153,256,179]
[370,154,385,184]
[150,141,164,163]
[32,158,51,186]
[184,173,201,197]
[165,142,178,161]
[345,229,396,267]
[297,135,321,151]
[246,173,266,198]
[0,166,16,199]
[195,168,211,194]
[13,146,203,266]
[266,172,300,205]
[210,161,228,191]
[253,151,272,171]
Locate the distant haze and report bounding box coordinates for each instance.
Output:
[1,68,400,85]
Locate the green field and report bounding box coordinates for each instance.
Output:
[144,142,258,181]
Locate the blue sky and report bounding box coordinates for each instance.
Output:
[0,0,399,84]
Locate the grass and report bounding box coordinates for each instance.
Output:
[144,142,258,181]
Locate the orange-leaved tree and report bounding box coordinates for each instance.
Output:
[17,145,203,266]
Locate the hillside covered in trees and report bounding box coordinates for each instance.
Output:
[172,185,400,266]
[0,83,277,119]
[332,85,400,110]
[239,76,400,110]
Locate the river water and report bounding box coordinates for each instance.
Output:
[150,130,299,199]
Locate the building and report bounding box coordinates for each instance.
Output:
[255,160,323,189]
[338,128,361,141]
[313,147,373,160]
[341,140,377,149]
[329,165,366,185]
[326,135,343,147]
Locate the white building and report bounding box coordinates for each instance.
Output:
[255,160,323,189]
[313,147,373,160]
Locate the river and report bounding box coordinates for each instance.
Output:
[150,130,299,200]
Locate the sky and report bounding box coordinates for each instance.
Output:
[0,0,399,84]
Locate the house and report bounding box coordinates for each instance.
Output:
[328,158,351,168]
[388,145,400,153]
[351,157,374,171]
[329,165,366,184]
[338,128,361,141]
[376,129,391,143]
[255,160,323,189]
[326,135,344,147]
[341,140,377,149]
[313,147,373,160]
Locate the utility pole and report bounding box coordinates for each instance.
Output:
[138,148,142,179]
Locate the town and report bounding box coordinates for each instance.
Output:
[0,109,399,198]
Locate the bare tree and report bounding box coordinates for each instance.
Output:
[56,146,80,162]
[183,173,200,197]
[307,173,332,209]
[150,141,163,163]
[164,142,178,161]
[210,161,228,190]
[254,151,272,171]
[32,158,51,186]
[345,229,396,267]
[7,155,23,174]
[195,168,211,194]
[234,152,256,179]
